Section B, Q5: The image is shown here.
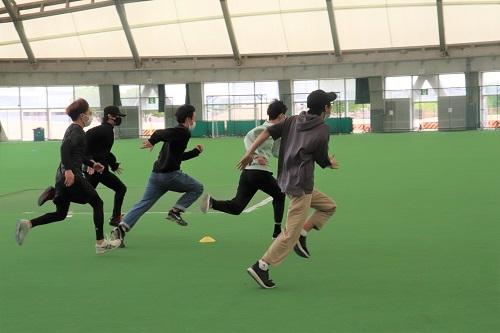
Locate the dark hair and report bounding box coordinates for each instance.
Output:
[66,98,89,121]
[175,104,196,123]
[307,90,337,116]
[267,100,288,120]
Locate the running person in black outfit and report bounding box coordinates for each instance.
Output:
[111,104,204,245]
[85,106,127,227]
[16,99,122,254]
[200,100,287,239]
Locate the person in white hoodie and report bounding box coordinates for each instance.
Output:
[200,100,287,240]
[238,90,339,289]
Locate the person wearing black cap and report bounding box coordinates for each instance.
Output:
[237,89,339,289]
[84,105,128,227]
[16,98,122,254]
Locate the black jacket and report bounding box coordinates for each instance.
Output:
[58,123,94,178]
[148,125,200,173]
[85,122,119,171]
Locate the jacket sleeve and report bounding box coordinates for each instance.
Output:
[148,129,173,146]
[60,138,73,170]
[267,121,285,140]
[314,130,332,169]
[182,148,201,161]
[108,152,119,171]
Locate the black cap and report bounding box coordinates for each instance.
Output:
[306,90,338,110]
[103,105,126,117]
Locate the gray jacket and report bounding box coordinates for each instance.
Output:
[268,111,332,196]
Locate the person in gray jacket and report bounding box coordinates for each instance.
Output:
[237,90,339,289]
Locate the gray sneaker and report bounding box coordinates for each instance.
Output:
[15,220,31,245]
[95,238,122,255]
[200,194,212,214]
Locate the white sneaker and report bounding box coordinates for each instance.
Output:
[95,238,122,255]
[200,194,212,214]
[15,220,31,245]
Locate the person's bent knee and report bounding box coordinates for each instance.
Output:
[54,211,68,221]
[194,182,204,195]
[89,196,103,208]
[118,184,127,196]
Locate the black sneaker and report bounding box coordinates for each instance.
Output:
[38,186,55,206]
[247,262,276,289]
[109,214,123,227]
[293,235,310,258]
[167,210,188,226]
[110,225,127,248]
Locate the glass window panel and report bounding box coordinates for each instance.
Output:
[165,84,187,105]
[21,109,47,141]
[20,87,47,108]
[120,85,140,98]
[141,108,165,136]
[482,72,500,86]
[48,86,74,108]
[229,82,254,96]
[140,85,159,98]
[0,109,21,140]
[439,74,465,88]
[75,86,100,107]
[85,108,104,130]
[48,109,72,140]
[293,80,319,94]
[385,76,412,90]
[204,83,229,102]
[255,81,279,102]
[345,79,356,100]
[0,87,20,108]
[319,79,345,95]
[385,76,412,99]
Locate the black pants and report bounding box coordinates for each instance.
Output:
[212,169,285,223]
[31,176,105,240]
[86,169,127,218]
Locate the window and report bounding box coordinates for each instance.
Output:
[165,84,186,105]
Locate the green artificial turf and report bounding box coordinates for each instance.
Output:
[1,131,499,332]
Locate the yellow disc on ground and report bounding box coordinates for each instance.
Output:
[199,236,216,243]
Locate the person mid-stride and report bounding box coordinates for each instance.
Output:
[237,90,340,289]
[16,98,122,254]
[111,104,204,246]
[200,100,287,240]
[84,105,128,228]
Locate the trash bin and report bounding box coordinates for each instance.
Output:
[33,127,45,141]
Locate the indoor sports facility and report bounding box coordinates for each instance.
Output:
[0,1,498,332]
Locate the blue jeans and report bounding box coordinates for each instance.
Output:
[122,171,203,229]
